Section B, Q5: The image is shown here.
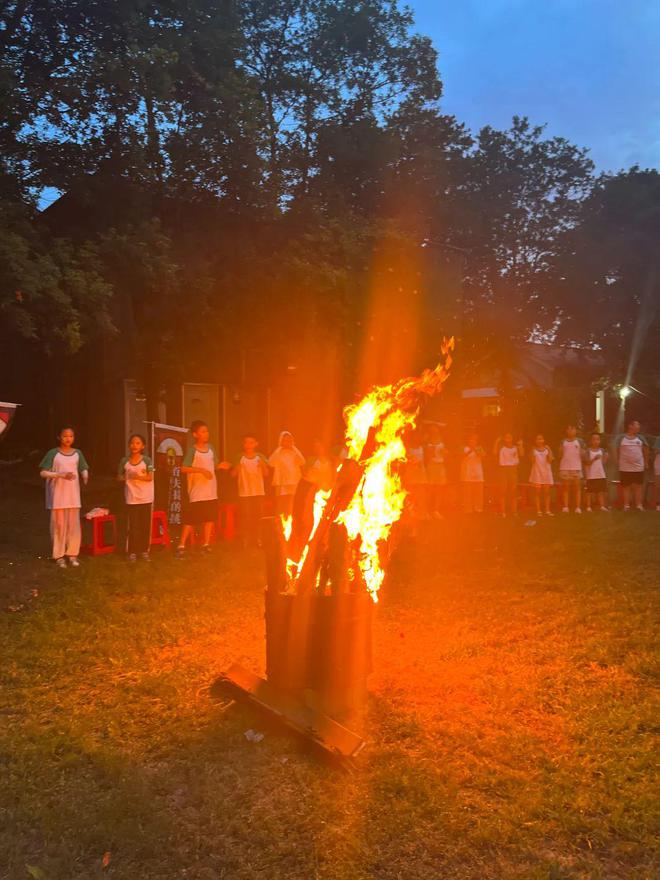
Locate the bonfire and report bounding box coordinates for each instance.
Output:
[280,337,455,602]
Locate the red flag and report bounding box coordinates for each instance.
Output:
[153,422,188,470]
[0,402,19,441]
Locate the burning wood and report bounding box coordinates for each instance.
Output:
[275,338,455,602]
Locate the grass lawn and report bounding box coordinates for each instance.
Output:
[0,476,658,880]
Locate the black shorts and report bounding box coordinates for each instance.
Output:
[184,499,218,525]
[586,478,607,494]
[620,471,643,487]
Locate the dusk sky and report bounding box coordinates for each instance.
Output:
[409,0,660,172]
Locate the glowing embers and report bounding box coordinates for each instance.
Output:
[279,338,454,603]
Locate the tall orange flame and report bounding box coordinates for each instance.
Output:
[279,339,454,602]
[338,338,454,601]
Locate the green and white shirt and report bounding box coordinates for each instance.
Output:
[182,444,219,502]
[558,438,585,472]
[614,433,648,473]
[118,454,155,505]
[233,452,268,498]
[39,448,89,510]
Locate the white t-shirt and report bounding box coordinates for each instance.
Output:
[118,455,155,504]
[304,456,336,492]
[499,445,519,467]
[237,454,266,497]
[461,447,484,482]
[559,439,583,472]
[269,447,304,490]
[618,435,645,473]
[530,447,554,485]
[39,448,89,510]
[426,442,445,464]
[182,445,218,502]
[584,449,606,480]
[405,446,427,484]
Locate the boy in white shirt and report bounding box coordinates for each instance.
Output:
[117,433,155,561]
[176,420,229,557]
[616,420,649,511]
[268,431,305,516]
[460,432,485,514]
[583,432,609,512]
[494,432,524,517]
[424,423,448,519]
[39,426,89,567]
[232,434,269,548]
[558,425,585,513]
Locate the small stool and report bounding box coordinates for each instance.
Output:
[83,514,117,555]
[187,524,216,546]
[218,502,237,541]
[151,510,171,548]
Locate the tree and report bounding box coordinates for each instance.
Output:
[0,198,112,355]
[449,117,595,359]
[554,168,660,384]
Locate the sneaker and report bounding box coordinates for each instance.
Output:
[575,507,582,514]
[562,507,569,513]
[55,557,67,568]
[536,510,543,518]
[585,507,592,513]
[636,505,644,512]
[128,553,137,563]
[175,547,186,559]
[545,510,554,517]
[202,544,213,554]
[600,506,610,512]
[141,552,151,562]
[623,505,630,512]
[68,557,80,567]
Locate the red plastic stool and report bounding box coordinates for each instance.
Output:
[187,524,216,546]
[217,502,237,541]
[83,514,117,555]
[150,510,171,548]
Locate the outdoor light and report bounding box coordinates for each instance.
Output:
[619,385,632,400]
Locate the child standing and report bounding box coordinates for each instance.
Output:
[460,433,485,514]
[424,424,448,519]
[117,433,155,561]
[176,420,228,557]
[529,434,554,516]
[232,434,269,548]
[616,420,649,511]
[39,426,89,568]
[268,431,305,516]
[558,426,585,513]
[404,429,429,520]
[494,432,523,516]
[583,432,609,512]
[295,440,338,548]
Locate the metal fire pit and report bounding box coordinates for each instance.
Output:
[212,515,372,765]
[265,589,372,718]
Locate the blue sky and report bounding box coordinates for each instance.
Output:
[408,0,660,172]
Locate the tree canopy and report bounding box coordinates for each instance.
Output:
[1,0,657,399]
